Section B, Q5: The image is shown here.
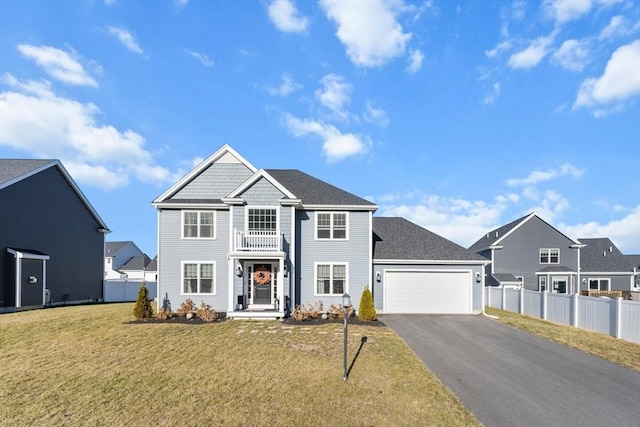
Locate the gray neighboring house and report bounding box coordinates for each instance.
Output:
[469,212,583,294]
[152,144,377,319]
[372,217,490,314]
[578,237,640,292]
[0,159,109,311]
[104,241,146,280]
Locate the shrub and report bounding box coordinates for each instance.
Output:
[196,301,217,322]
[133,282,153,320]
[327,303,354,320]
[177,298,195,317]
[358,285,377,321]
[291,301,322,321]
[156,308,173,320]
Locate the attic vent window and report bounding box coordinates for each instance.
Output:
[609,246,613,252]
[603,251,607,257]
[486,233,490,238]
[495,231,499,237]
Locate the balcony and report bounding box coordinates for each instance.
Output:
[234,230,282,252]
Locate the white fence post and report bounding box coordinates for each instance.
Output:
[501,286,506,310]
[519,287,524,314]
[542,291,547,320]
[571,293,579,327]
[614,298,622,339]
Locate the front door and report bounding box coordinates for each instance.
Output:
[250,264,273,306]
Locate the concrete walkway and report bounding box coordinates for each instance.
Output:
[381,314,640,427]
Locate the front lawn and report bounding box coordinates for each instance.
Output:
[0,304,479,426]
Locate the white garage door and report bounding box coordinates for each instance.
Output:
[384,271,472,314]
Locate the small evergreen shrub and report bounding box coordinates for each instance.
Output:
[358,285,377,321]
[133,282,153,319]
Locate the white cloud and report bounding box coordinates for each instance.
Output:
[599,15,640,40]
[406,49,424,73]
[512,0,527,21]
[485,40,512,58]
[483,82,501,105]
[508,31,557,69]
[315,73,352,118]
[543,0,592,24]
[559,205,640,253]
[17,44,97,87]
[267,73,301,97]
[107,26,146,56]
[267,0,309,33]
[527,189,571,224]
[552,39,589,71]
[185,50,214,67]
[506,164,584,186]
[364,101,390,128]
[574,40,640,112]
[0,74,176,190]
[282,113,368,161]
[319,0,412,67]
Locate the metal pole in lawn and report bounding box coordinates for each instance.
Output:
[342,292,351,381]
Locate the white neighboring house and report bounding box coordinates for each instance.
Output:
[104,241,146,280]
[120,255,152,280]
[144,256,158,282]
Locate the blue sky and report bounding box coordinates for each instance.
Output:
[1,0,639,257]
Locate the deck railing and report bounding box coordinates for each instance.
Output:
[234,230,282,252]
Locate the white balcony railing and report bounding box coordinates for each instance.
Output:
[234,230,282,252]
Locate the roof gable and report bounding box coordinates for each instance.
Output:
[227,169,296,200]
[105,241,134,257]
[373,217,488,262]
[1,159,109,230]
[579,237,634,272]
[153,144,257,204]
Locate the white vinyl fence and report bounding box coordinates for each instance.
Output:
[486,287,640,344]
[104,280,157,303]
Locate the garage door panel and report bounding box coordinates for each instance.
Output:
[385,271,471,314]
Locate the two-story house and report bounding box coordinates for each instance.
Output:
[152,145,376,318]
[578,237,640,293]
[469,212,583,294]
[104,241,146,280]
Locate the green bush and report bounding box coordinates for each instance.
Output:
[358,285,377,321]
[133,282,154,319]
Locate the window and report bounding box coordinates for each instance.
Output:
[183,262,215,294]
[589,278,609,291]
[248,208,277,231]
[540,248,559,264]
[183,211,215,239]
[316,212,348,239]
[316,263,347,295]
[539,276,547,292]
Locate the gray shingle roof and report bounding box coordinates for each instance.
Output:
[372,217,488,261]
[120,255,152,271]
[537,265,576,273]
[468,213,533,252]
[146,256,157,272]
[105,241,133,256]
[579,238,635,272]
[266,169,376,207]
[0,159,56,187]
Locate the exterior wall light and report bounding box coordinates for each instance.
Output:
[376,271,381,282]
[476,272,482,283]
[236,264,244,278]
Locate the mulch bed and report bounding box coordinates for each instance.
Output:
[127,315,385,326]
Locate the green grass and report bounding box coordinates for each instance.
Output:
[0,304,479,426]
[486,307,640,372]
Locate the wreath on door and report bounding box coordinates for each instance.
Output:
[253,266,271,285]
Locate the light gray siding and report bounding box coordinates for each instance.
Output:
[157,208,230,311]
[0,166,104,307]
[495,216,579,290]
[371,263,484,313]
[295,210,371,310]
[170,163,253,200]
[579,274,633,292]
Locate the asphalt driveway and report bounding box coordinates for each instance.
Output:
[380,314,640,427]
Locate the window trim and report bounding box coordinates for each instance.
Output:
[314,262,349,296]
[588,278,610,291]
[181,261,216,295]
[315,212,349,240]
[182,211,216,240]
[539,248,560,264]
[538,276,547,292]
[244,206,280,234]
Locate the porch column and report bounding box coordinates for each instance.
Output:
[278,258,284,312]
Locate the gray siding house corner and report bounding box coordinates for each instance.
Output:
[0,159,109,312]
[152,144,378,319]
[469,212,583,294]
[372,217,490,314]
[578,237,640,292]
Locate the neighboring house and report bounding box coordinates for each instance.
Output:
[119,254,152,280]
[372,217,490,314]
[104,241,146,279]
[469,212,583,294]
[153,144,493,318]
[578,238,640,292]
[145,256,158,282]
[0,159,109,311]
